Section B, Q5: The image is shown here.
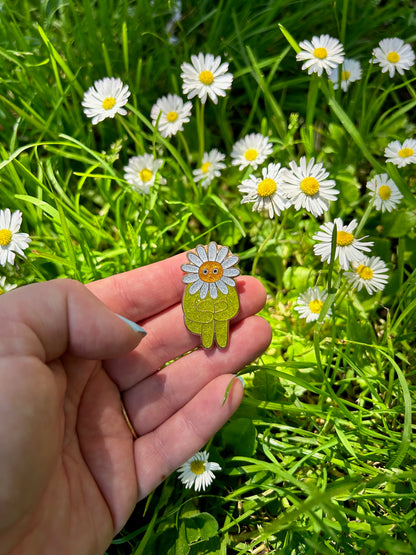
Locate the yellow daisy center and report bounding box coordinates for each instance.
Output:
[139,168,153,182]
[357,265,374,280]
[398,147,414,158]
[102,97,116,110]
[378,185,391,200]
[337,231,354,246]
[244,148,258,161]
[199,70,214,85]
[167,111,178,122]
[0,229,12,246]
[0,288,4,295]
[201,162,212,174]
[309,299,323,314]
[190,460,206,475]
[257,178,277,198]
[387,51,400,63]
[341,70,351,80]
[313,47,327,59]
[300,176,320,196]
[198,261,223,283]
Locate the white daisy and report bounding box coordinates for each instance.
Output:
[181,242,240,300]
[294,286,332,323]
[366,174,403,212]
[193,149,226,188]
[0,276,17,294]
[312,218,373,271]
[177,451,221,492]
[345,256,389,295]
[372,38,415,78]
[123,154,163,194]
[296,34,345,76]
[280,156,339,217]
[82,77,130,125]
[150,93,192,138]
[231,133,273,171]
[0,209,31,267]
[328,58,362,91]
[384,139,416,167]
[180,53,233,104]
[238,162,290,219]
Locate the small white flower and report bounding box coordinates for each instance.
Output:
[181,241,240,300]
[313,218,373,271]
[82,77,130,125]
[372,38,415,78]
[328,58,362,91]
[123,154,163,194]
[384,139,416,167]
[150,94,192,138]
[345,256,389,294]
[180,53,233,104]
[238,163,290,219]
[296,34,345,76]
[193,149,226,188]
[366,174,403,212]
[0,209,31,267]
[0,276,17,294]
[294,286,331,323]
[280,156,339,217]
[231,133,273,171]
[177,451,221,492]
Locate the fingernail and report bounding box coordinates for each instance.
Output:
[116,314,147,336]
[237,375,245,388]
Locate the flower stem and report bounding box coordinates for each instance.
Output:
[251,211,288,276]
[197,101,205,163]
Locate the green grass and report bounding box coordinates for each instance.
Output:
[1,0,416,553]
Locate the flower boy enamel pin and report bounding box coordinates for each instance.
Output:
[181,242,240,349]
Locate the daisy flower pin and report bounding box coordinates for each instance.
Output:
[238,162,290,218]
[328,58,362,91]
[345,256,389,295]
[123,154,164,194]
[181,242,240,349]
[384,139,416,167]
[177,451,221,492]
[312,218,373,271]
[296,34,344,76]
[366,174,403,212]
[231,133,273,171]
[150,94,192,138]
[82,77,130,125]
[180,53,233,104]
[0,209,31,267]
[294,286,332,323]
[372,38,415,78]
[193,149,226,188]
[280,156,339,217]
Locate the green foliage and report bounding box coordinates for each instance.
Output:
[1,0,416,554]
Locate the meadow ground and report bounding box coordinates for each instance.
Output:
[1,1,416,553]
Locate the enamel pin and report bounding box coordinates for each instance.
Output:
[181,242,240,349]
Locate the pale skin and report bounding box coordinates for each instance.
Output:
[0,253,272,555]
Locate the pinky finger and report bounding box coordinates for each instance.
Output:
[133,374,244,499]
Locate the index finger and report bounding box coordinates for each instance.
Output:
[87,253,188,321]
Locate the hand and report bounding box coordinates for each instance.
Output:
[0,253,271,555]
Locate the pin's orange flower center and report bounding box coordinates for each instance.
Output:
[198,261,223,283]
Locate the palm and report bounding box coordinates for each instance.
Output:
[0,253,271,555]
